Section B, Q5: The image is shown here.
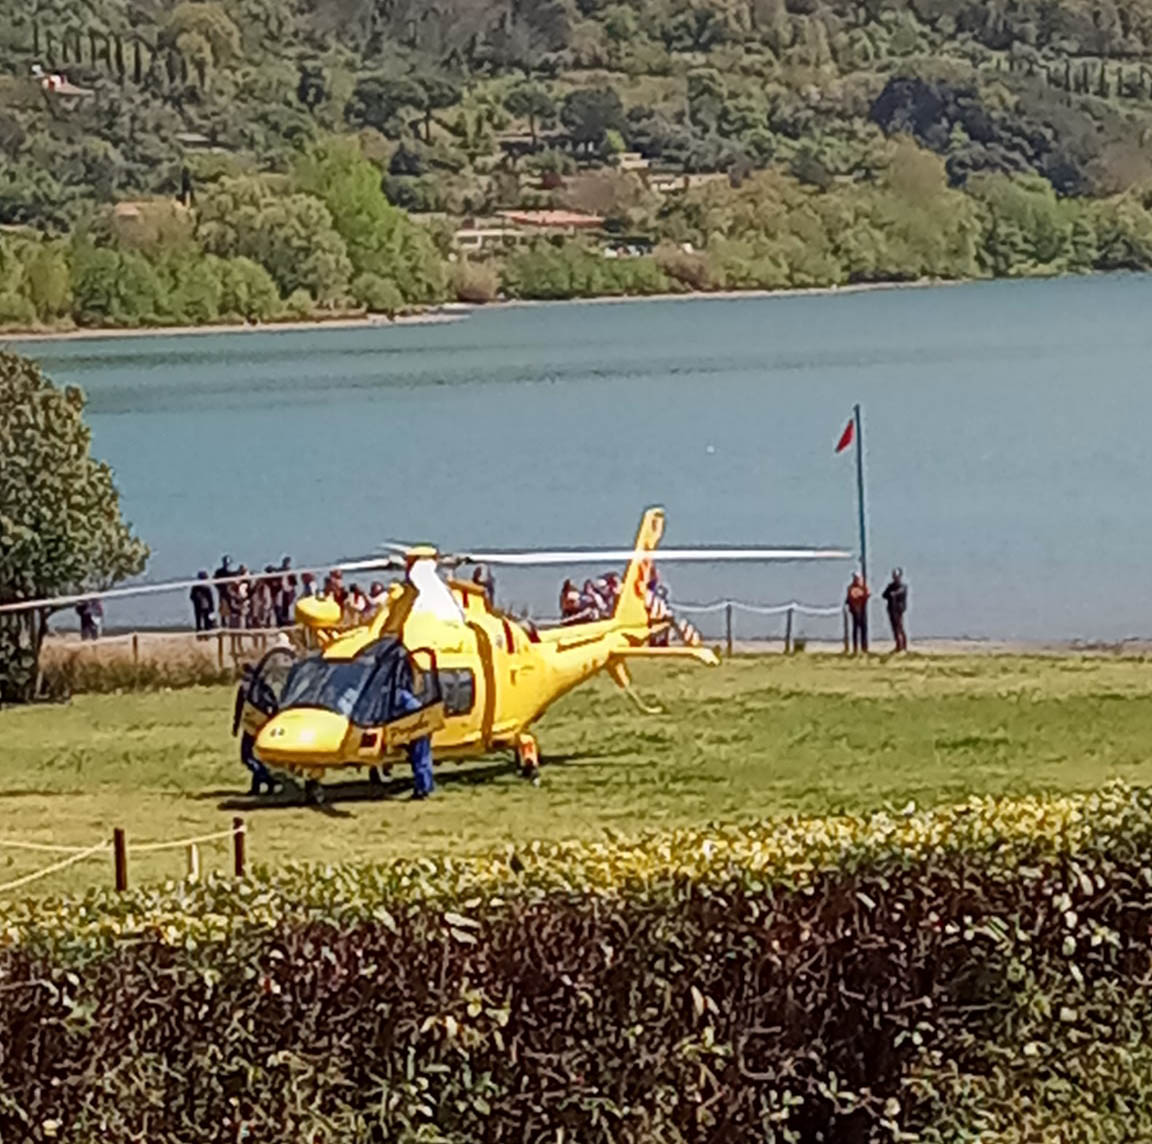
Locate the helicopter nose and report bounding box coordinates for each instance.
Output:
[255,709,349,764]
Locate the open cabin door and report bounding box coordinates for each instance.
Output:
[381,646,445,749]
[233,646,297,740]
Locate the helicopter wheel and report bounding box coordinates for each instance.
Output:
[368,766,385,786]
[303,779,325,805]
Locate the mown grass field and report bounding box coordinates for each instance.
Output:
[4,652,1152,896]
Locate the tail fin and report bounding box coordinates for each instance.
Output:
[614,507,665,628]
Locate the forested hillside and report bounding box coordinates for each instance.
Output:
[2,0,1152,327]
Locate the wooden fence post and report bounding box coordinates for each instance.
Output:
[232,817,246,878]
[217,631,224,669]
[186,843,200,882]
[131,633,139,663]
[785,606,794,655]
[725,604,733,659]
[113,827,128,892]
[842,607,850,655]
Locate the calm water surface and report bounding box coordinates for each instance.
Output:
[23,275,1152,640]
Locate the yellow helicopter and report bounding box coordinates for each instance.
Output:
[0,505,850,799]
[230,507,850,799]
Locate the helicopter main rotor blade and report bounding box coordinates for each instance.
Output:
[0,556,408,615]
[454,547,853,566]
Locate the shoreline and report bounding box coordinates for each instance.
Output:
[0,277,974,344]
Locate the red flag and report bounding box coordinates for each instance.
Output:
[835,419,854,454]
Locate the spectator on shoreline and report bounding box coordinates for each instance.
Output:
[471,564,494,604]
[324,568,347,608]
[190,571,215,633]
[366,581,388,621]
[846,574,869,654]
[76,598,100,641]
[344,582,369,626]
[214,555,233,629]
[233,565,252,629]
[560,578,581,619]
[882,568,909,653]
[251,565,276,629]
[276,556,296,626]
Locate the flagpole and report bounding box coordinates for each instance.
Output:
[853,402,868,588]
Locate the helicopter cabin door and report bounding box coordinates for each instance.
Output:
[233,646,297,741]
[381,647,445,750]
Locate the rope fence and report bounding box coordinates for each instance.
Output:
[0,819,247,896]
[667,599,849,656]
[0,843,110,894]
[673,599,844,617]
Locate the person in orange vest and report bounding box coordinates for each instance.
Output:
[845,573,870,654]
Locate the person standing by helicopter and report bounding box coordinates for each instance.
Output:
[393,679,434,800]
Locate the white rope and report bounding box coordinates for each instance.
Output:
[736,601,844,618]
[672,599,844,618]
[130,826,241,853]
[0,843,109,894]
[0,839,102,854]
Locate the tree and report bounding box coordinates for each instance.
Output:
[23,243,71,322]
[197,177,353,302]
[561,86,624,151]
[351,272,404,315]
[345,75,425,135]
[504,84,556,145]
[292,138,446,302]
[687,69,726,133]
[219,256,280,320]
[0,353,148,702]
[416,76,462,143]
[160,3,241,66]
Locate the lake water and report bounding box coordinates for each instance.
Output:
[21,275,1152,642]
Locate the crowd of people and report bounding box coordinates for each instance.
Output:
[559,572,623,623]
[189,556,406,634]
[189,555,299,633]
[559,568,699,647]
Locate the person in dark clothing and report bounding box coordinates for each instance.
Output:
[471,564,494,604]
[395,683,434,799]
[190,570,215,633]
[845,574,869,654]
[276,556,297,627]
[76,599,98,641]
[882,568,909,652]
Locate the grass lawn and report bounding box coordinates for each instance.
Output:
[3,652,1152,896]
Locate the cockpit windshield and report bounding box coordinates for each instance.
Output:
[279,640,415,727]
[281,658,375,719]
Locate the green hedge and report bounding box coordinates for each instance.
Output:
[2,785,1151,1142]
